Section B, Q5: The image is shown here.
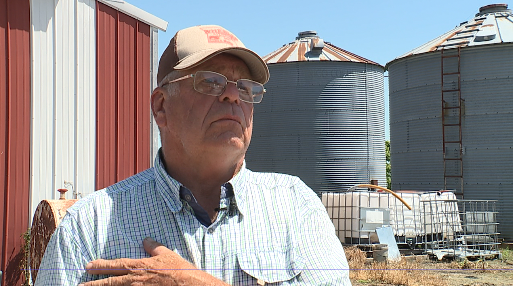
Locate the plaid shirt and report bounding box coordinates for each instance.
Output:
[35,152,351,285]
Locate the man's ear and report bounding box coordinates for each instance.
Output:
[151,87,167,127]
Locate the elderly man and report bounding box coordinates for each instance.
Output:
[36,25,351,285]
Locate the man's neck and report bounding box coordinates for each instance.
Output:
[160,149,243,219]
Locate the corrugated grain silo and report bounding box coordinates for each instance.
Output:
[246,31,386,193]
[386,4,513,239]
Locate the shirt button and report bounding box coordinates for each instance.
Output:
[185,195,191,201]
[208,228,214,234]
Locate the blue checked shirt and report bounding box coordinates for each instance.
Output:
[35,152,351,285]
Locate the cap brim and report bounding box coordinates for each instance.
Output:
[174,47,269,84]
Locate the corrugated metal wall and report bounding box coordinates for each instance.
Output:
[388,44,513,239]
[247,61,386,193]
[96,2,151,190]
[30,0,97,217]
[150,27,160,162]
[0,0,31,285]
[389,53,443,189]
[0,1,158,284]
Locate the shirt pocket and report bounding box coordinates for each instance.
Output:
[237,249,304,284]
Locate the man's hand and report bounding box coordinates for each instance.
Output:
[79,237,228,286]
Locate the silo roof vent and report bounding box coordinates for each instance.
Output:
[477,3,510,15]
[296,31,319,39]
[263,30,382,66]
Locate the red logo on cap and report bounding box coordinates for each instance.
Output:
[200,28,239,46]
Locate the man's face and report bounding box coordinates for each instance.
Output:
[160,53,254,162]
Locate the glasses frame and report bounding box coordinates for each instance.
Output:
[159,71,265,104]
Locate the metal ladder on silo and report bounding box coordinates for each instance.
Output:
[441,47,464,198]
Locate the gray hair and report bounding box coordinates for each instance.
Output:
[155,71,183,138]
[158,70,182,96]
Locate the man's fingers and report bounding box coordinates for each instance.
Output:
[143,237,174,257]
[80,274,132,286]
[85,258,133,275]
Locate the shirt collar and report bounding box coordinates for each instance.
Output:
[228,160,250,217]
[178,183,234,227]
[154,149,183,213]
[153,148,250,216]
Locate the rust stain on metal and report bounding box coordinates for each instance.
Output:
[310,38,322,48]
[474,20,485,26]
[429,29,462,52]
[466,20,484,27]
[30,199,78,283]
[264,36,382,67]
[481,24,495,28]
[298,42,306,61]
[58,188,68,200]
[263,45,289,63]
[276,43,296,63]
[271,45,291,61]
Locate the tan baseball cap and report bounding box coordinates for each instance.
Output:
[157,25,269,85]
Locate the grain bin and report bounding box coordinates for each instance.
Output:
[386,4,513,239]
[246,31,386,193]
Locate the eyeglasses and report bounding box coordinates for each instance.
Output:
[160,71,266,104]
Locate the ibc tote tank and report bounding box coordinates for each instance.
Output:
[245,31,386,193]
[386,4,513,239]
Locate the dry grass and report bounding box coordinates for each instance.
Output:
[448,257,496,273]
[501,247,513,263]
[345,246,448,286]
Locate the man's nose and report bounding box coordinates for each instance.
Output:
[218,82,240,104]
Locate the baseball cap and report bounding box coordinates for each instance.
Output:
[157,25,269,85]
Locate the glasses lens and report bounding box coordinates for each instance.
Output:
[237,80,265,103]
[194,71,227,96]
[193,71,265,103]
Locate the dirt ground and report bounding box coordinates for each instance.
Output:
[348,248,513,286]
[351,258,513,286]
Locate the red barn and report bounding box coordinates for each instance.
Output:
[0,0,167,284]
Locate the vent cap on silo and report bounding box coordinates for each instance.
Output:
[477,3,511,15]
[263,30,382,67]
[296,30,319,39]
[386,3,513,68]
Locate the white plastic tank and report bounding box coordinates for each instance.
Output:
[321,191,424,242]
[390,192,423,237]
[420,192,462,237]
[322,192,389,241]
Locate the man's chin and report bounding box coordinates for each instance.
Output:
[206,136,247,155]
[222,138,247,152]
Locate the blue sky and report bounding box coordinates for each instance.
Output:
[127,0,499,140]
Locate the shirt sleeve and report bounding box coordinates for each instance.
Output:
[294,181,352,285]
[34,220,91,285]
